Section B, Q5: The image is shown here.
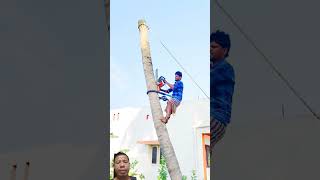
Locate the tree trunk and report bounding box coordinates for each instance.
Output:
[138,19,182,180]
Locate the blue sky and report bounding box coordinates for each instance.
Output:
[110,0,209,109]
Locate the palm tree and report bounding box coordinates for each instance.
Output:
[138,19,182,180]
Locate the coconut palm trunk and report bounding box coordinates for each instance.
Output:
[138,19,182,180]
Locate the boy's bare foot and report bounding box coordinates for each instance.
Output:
[160,116,169,124]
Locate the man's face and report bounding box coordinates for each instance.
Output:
[114,155,130,177]
[175,74,181,81]
[210,41,227,61]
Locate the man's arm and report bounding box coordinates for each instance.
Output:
[163,79,174,89]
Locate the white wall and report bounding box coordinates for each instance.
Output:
[110,99,210,179]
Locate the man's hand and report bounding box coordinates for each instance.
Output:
[163,79,167,84]
[159,76,166,82]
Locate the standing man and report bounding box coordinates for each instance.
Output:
[160,71,184,124]
[210,30,235,154]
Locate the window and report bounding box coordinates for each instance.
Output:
[152,146,158,164]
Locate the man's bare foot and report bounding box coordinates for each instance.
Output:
[160,116,169,124]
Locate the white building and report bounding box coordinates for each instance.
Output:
[110,98,210,180]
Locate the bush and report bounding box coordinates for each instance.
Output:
[157,155,168,180]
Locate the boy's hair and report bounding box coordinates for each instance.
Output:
[175,71,182,77]
[210,30,231,57]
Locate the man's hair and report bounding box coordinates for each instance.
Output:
[113,151,130,178]
[210,30,231,57]
[175,71,182,77]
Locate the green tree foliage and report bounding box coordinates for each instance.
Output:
[157,155,168,180]
[191,170,197,180]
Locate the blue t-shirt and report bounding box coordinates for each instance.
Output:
[211,59,235,125]
[169,80,183,101]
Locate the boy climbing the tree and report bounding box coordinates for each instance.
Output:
[160,71,184,124]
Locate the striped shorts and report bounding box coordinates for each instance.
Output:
[211,117,227,152]
[169,98,180,114]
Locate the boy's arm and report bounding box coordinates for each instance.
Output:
[164,79,174,89]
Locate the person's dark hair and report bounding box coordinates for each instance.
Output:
[210,30,231,57]
[175,71,182,77]
[113,151,130,178]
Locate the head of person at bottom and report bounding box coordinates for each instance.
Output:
[175,71,182,81]
[113,152,132,180]
[210,30,231,63]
